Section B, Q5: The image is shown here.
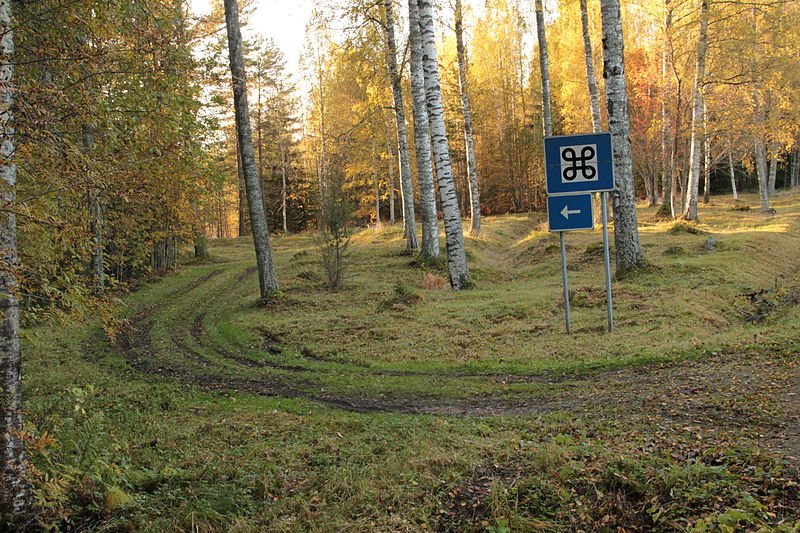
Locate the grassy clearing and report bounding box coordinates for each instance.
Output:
[18,191,800,531]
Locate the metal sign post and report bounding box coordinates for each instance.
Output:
[559,231,572,334]
[601,191,614,332]
[544,132,615,334]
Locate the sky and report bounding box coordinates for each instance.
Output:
[187,0,501,79]
[189,0,314,76]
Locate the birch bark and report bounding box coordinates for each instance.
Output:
[383,0,418,249]
[534,0,553,137]
[579,0,602,133]
[0,0,27,516]
[682,0,708,221]
[600,0,646,273]
[728,143,738,201]
[658,0,675,217]
[455,0,481,235]
[767,148,777,197]
[702,100,711,204]
[224,0,279,298]
[417,0,471,289]
[408,0,439,259]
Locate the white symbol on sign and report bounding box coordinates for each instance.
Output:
[560,144,598,184]
[560,205,582,219]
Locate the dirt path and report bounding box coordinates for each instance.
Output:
[109,266,800,462]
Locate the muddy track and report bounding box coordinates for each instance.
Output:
[108,266,800,460]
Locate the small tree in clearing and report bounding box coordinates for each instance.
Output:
[316,178,352,291]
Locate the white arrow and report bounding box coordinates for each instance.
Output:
[560,205,581,219]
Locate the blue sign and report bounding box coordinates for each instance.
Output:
[548,194,594,232]
[545,133,614,195]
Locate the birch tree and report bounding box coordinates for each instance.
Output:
[702,100,711,204]
[728,142,738,201]
[0,0,26,517]
[85,124,104,293]
[408,0,439,259]
[682,0,709,221]
[658,0,675,217]
[223,0,279,298]
[600,0,646,273]
[455,0,481,235]
[534,0,553,137]
[383,0,418,250]
[417,0,471,289]
[579,0,602,133]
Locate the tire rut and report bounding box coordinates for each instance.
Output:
[109,265,800,466]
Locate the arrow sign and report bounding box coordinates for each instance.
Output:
[561,205,582,219]
[548,194,594,232]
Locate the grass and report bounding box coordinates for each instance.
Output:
[16,190,800,531]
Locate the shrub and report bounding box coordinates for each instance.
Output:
[315,180,352,291]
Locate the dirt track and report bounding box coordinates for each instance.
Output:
[110,266,800,462]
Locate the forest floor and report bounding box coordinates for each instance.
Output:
[21,191,800,532]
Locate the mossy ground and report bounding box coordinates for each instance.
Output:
[19,191,800,531]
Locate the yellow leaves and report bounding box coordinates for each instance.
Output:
[31,430,57,454]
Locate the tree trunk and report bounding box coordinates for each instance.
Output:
[280,142,288,234]
[0,0,26,518]
[84,124,104,293]
[767,148,777,197]
[580,0,602,133]
[224,0,279,298]
[417,0,471,289]
[702,99,711,204]
[534,0,553,137]
[373,137,381,227]
[383,0,417,249]
[671,79,684,215]
[237,136,249,236]
[728,143,738,201]
[755,136,770,211]
[682,0,708,221]
[408,0,439,259]
[657,0,675,218]
[385,119,396,225]
[455,0,481,236]
[195,234,209,259]
[600,0,646,274]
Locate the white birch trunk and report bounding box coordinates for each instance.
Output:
[682,0,708,221]
[383,0,417,248]
[455,0,481,235]
[0,0,26,516]
[408,0,439,259]
[702,99,711,204]
[224,0,279,298]
[600,0,646,273]
[728,143,738,201]
[373,137,381,227]
[755,136,770,211]
[417,0,471,289]
[658,0,675,217]
[767,148,777,197]
[534,0,553,137]
[385,120,396,225]
[579,0,602,133]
